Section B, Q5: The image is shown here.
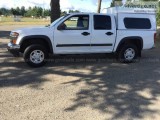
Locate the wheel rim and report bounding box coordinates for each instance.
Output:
[30,50,44,64]
[124,48,135,61]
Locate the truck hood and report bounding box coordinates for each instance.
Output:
[12,26,52,36]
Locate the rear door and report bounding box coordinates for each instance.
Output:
[91,14,116,53]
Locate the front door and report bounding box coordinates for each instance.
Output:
[54,14,91,54]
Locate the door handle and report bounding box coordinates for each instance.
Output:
[106,32,113,36]
[82,32,90,36]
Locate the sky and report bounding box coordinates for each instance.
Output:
[0,0,112,12]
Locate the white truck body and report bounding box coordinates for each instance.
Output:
[7,7,157,67]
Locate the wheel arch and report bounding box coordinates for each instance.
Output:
[116,36,143,56]
[19,35,53,54]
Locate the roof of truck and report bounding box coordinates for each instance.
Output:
[67,13,113,16]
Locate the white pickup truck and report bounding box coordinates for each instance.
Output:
[7,8,156,67]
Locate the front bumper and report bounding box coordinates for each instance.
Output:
[7,42,20,57]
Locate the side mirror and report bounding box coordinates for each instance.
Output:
[57,23,66,30]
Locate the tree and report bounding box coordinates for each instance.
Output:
[11,8,17,15]
[0,8,11,16]
[110,0,122,7]
[11,7,21,15]
[36,7,43,17]
[50,0,60,23]
[30,6,43,18]
[16,7,20,15]
[20,6,26,16]
[69,10,80,13]
[44,9,51,16]
[97,0,102,13]
[61,11,67,16]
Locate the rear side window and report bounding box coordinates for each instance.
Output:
[124,18,151,29]
[94,15,111,30]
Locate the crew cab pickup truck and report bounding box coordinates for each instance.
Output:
[7,7,156,67]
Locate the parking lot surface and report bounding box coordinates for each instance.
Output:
[0,25,160,120]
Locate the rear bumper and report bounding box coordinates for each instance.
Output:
[7,42,20,57]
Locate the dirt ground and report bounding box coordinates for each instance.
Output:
[0,25,160,120]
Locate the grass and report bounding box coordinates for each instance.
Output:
[0,17,83,26]
[0,17,50,25]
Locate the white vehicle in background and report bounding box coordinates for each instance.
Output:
[7,7,156,67]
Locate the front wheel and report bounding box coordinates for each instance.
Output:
[118,44,139,63]
[23,44,48,67]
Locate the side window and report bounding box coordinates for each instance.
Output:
[94,15,111,30]
[124,18,151,29]
[63,15,89,30]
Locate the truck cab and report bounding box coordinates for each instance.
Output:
[53,13,116,54]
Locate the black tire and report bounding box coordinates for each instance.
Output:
[118,44,138,63]
[23,44,48,67]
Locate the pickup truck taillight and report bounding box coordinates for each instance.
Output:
[154,33,157,43]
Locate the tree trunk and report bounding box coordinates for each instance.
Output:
[50,0,60,23]
[97,0,102,13]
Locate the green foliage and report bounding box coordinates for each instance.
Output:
[61,11,67,16]
[110,0,122,7]
[11,7,21,15]
[0,6,50,17]
[69,10,80,13]
[0,8,11,16]
[43,9,51,16]
[0,6,70,19]
[25,6,43,17]
[20,6,26,16]
[156,11,160,26]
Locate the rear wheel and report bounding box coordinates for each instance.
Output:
[118,44,138,63]
[23,44,48,67]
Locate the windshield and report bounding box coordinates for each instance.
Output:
[50,15,69,27]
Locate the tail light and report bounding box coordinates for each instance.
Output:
[154,33,157,43]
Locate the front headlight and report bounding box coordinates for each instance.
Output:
[10,32,19,44]
[10,32,19,38]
